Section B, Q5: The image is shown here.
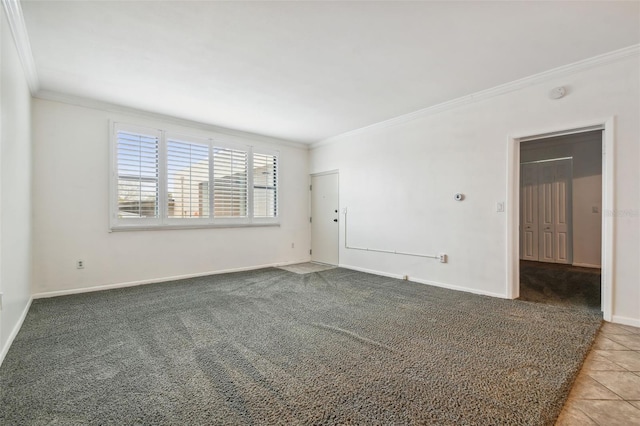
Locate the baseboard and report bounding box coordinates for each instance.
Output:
[0,297,32,368]
[572,262,602,269]
[32,258,312,299]
[611,315,640,328]
[339,264,506,299]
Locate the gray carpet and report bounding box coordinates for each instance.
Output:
[0,268,601,425]
[277,262,336,274]
[519,261,601,310]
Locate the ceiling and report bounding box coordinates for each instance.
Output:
[20,1,640,144]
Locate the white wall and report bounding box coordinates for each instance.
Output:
[310,55,639,325]
[32,99,310,294]
[0,8,33,359]
[521,131,602,267]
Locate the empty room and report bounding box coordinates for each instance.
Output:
[1,1,639,425]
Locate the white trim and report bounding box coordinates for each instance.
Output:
[110,223,280,232]
[507,119,614,322]
[340,264,506,299]
[312,45,639,149]
[32,259,311,300]
[601,117,615,323]
[610,316,640,329]
[1,0,39,94]
[518,125,604,143]
[0,297,32,367]
[572,263,601,269]
[36,90,308,150]
[310,169,339,178]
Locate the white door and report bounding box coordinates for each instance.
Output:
[520,159,572,264]
[311,173,339,265]
[520,163,539,261]
[550,159,572,263]
[539,163,556,262]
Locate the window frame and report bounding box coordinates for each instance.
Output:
[251,148,279,224]
[110,122,280,231]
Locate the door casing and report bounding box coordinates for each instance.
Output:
[507,119,613,322]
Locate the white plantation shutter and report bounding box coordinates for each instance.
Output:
[116,129,160,218]
[213,147,248,217]
[111,123,279,229]
[167,138,210,218]
[253,152,278,218]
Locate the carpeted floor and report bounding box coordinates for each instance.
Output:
[277,262,336,274]
[519,261,601,310]
[0,268,601,425]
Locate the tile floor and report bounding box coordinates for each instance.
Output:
[556,322,640,425]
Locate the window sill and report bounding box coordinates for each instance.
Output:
[109,222,280,232]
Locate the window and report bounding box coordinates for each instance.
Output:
[115,127,161,223]
[167,137,210,219]
[213,147,248,218]
[112,123,279,230]
[253,151,278,218]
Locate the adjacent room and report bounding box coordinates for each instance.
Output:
[1,1,639,424]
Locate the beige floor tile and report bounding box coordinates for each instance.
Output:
[555,400,598,426]
[592,336,630,351]
[630,401,640,410]
[581,356,628,372]
[607,334,640,350]
[600,323,635,336]
[587,350,610,362]
[568,374,622,400]
[619,324,640,335]
[587,371,640,399]
[596,350,640,371]
[572,400,640,426]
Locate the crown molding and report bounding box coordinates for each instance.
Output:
[2,0,39,94]
[35,90,309,150]
[311,44,640,149]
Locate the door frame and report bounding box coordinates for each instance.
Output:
[310,170,340,265]
[506,118,613,321]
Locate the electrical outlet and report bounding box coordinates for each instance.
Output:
[438,253,447,263]
[76,260,84,269]
[496,202,505,213]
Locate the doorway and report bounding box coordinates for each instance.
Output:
[519,131,602,309]
[508,122,613,320]
[310,171,339,265]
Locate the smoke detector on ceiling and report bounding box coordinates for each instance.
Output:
[549,86,566,100]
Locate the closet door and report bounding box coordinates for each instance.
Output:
[552,160,572,263]
[520,163,539,261]
[538,159,572,264]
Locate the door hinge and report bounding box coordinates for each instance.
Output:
[310,217,312,223]
[309,249,312,255]
[309,184,312,191]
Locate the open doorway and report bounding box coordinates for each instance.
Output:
[517,130,603,311]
